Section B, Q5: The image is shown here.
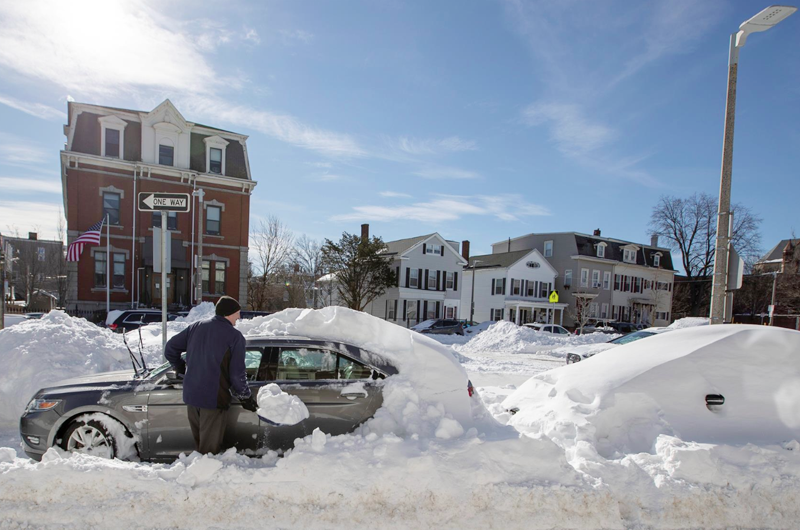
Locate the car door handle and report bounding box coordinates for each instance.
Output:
[340,391,368,400]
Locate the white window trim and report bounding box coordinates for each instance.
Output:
[98,185,125,199]
[446,272,454,290]
[603,271,611,290]
[653,252,662,267]
[580,268,589,288]
[99,115,127,158]
[591,270,600,288]
[203,199,226,212]
[544,240,553,258]
[564,269,572,286]
[597,242,607,258]
[204,135,229,176]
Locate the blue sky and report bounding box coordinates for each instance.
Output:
[0,0,797,264]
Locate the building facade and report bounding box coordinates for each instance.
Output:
[61,100,256,311]
[459,249,566,325]
[491,230,676,327]
[364,232,467,326]
[1,232,65,307]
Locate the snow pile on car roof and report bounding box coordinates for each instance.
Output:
[177,301,215,323]
[236,307,474,426]
[459,321,616,355]
[502,324,800,457]
[0,311,130,426]
[667,316,709,329]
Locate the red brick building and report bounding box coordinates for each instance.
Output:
[61,100,257,311]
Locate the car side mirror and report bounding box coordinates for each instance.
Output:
[164,370,183,385]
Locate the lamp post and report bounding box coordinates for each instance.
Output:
[468,259,482,324]
[709,5,796,325]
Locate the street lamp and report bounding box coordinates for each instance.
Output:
[709,5,796,325]
[468,259,482,324]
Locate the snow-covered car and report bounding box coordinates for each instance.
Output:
[565,327,668,364]
[104,309,178,333]
[504,325,800,450]
[416,319,465,336]
[20,321,476,462]
[523,323,572,336]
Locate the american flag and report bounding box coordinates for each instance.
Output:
[66,219,104,262]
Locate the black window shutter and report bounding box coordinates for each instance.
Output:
[491,279,495,295]
[454,272,458,291]
[435,301,441,318]
[423,300,428,318]
[403,300,407,321]
[510,277,514,295]
[502,278,507,295]
[441,245,444,258]
[490,308,493,320]
[394,300,398,320]
[396,266,400,287]
[405,268,410,288]
[385,300,388,319]
[416,300,421,322]
[418,269,423,290]
[436,270,441,291]
[422,243,427,254]
[424,269,429,290]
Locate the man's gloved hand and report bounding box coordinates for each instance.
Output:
[175,363,186,378]
[240,395,258,413]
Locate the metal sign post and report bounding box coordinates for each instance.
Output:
[138,193,191,352]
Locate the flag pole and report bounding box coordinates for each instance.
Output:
[106,214,110,315]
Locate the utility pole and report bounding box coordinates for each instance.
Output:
[468,259,482,324]
[0,234,5,330]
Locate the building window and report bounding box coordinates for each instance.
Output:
[493,308,503,321]
[539,282,549,298]
[591,270,601,288]
[446,306,455,319]
[103,192,120,225]
[113,253,125,289]
[206,206,221,235]
[105,128,120,158]
[37,247,45,262]
[152,211,177,230]
[512,279,521,295]
[494,279,503,295]
[564,269,572,287]
[202,261,210,294]
[603,271,611,290]
[426,244,442,255]
[94,252,107,287]
[527,281,535,297]
[580,268,589,288]
[590,303,598,318]
[387,301,396,320]
[544,240,553,257]
[614,274,620,290]
[623,248,636,263]
[215,262,226,294]
[409,269,419,288]
[654,254,661,267]
[426,303,436,320]
[209,148,222,174]
[446,272,454,290]
[427,270,437,290]
[159,144,174,166]
[597,243,605,258]
[601,303,609,319]
[407,301,417,322]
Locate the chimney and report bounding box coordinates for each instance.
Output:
[461,240,470,262]
[507,237,511,252]
[593,229,601,237]
[361,223,369,242]
[28,232,37,241]
[651,235,658,247]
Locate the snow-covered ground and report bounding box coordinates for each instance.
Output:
[1,312,798,529]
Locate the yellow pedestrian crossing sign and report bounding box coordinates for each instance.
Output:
[549,291,559,303]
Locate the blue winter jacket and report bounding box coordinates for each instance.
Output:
[164,315,251,410]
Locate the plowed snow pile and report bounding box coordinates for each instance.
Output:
[0,311,129,426]
[458,320,616,355]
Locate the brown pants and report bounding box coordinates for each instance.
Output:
[187,406,229,454]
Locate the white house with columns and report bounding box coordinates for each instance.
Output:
[459,249,568,325]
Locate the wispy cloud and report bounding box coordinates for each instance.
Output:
[244,28,261,45]
[392,136,477,156]
[0,176,61,194]
[412,166,480,180]
[379,191,412,199]
[522,102,615,157]
[0,135,50,165]
[332,194,549,223]
[0,93,66,121]
[0,200,63,239]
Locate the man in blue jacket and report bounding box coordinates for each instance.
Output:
[165,296,258,454]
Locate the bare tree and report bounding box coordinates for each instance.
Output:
[249,216,294,310]
[294,234,324,308]
[568,293,597,334]
[321,232,396,311]
[649,193,761,316]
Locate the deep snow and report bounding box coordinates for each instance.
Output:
[1,309,799,529]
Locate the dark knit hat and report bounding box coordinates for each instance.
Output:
[215,296,241,317]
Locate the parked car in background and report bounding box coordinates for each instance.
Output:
[523,323,572,336]
[414,319,465,336]
[565,327,669,364]
[606,321,644,334]
[240,311,273,320]
[104,309,177,333]
[24,313,45,320]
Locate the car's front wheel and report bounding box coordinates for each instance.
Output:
[60,417,118,459]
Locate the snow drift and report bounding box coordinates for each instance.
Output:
[0,311,130,426]
[503,324,800,457]
[459,320,617,355]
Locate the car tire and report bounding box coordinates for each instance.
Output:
[60,417,121,459]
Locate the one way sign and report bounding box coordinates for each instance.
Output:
[137,192,191,212]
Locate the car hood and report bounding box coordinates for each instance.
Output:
[48,369,137,388]
[569,342,617,358]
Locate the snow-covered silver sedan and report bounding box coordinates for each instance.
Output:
[19,336,395,461]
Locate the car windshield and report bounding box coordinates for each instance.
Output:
[610,330,656,345]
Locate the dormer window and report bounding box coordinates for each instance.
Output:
[99,115,127,159]
[204,136,229,176]
[597,242,607,258]
[623,248,637,264]
[159,144,174,166]
[653,253,662,267]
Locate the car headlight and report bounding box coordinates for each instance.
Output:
[25,398,61,413]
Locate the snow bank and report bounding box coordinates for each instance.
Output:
[503,324,800,457]
[667,316,709,329]
[177,301,216,323]
[256,383,309,426]
[459,321,616,355]
[0,311,129,426]
[237,307,474,425]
